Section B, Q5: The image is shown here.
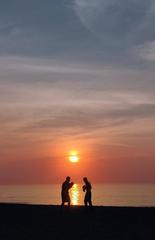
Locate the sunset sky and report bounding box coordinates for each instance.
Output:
[0,0,155,184]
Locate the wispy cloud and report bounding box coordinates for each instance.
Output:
[0,0,155,65]
[136,41,155,61]
[0,1,155,183]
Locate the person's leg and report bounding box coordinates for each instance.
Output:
[88,192,92,206]
[61,200,65,206]
[84,200,88,206]
[84,194,88,206]
[67,195,71,206]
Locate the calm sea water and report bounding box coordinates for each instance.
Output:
[0,184,155,206]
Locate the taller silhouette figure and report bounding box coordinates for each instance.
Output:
[61,176,74,206]
[82,177,92,206]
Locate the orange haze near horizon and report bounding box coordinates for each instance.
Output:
[0,134,155,184]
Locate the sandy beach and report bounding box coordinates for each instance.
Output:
[0,203,154,240]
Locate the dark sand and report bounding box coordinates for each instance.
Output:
[0,204,155,240]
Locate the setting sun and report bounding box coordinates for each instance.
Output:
[69,151,79,163]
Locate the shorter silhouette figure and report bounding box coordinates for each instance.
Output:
[82,177,92,207]
[61,176,74,206]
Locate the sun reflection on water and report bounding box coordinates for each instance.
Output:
[71,184,79,205]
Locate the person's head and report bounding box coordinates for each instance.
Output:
[83,177,88,183]
[66,176,71,182]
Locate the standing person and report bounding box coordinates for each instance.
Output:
[61,176,74,206]
[82,177,92,207]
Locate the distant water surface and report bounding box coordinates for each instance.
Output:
[0,184,155,206]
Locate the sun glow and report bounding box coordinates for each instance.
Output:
[69,151,79,163]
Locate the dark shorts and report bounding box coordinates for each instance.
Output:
[61,192,70,203]
[84,192,91,202]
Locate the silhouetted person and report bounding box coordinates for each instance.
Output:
[61,176,74,206]
[82,177,92,207]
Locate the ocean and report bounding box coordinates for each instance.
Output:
[0,184,155,206]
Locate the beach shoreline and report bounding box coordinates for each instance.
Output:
[0,203,154,239]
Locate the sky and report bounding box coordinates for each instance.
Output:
[0,0,155,184]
